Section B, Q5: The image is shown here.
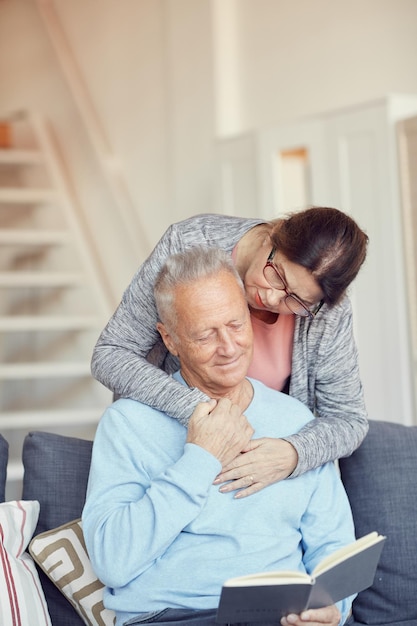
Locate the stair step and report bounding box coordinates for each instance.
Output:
[0,408,103,430]
[0,148,43,165]
[0,362,92,379]
[0,271,86,287]
[0,315,102,331]
[1,114,111,485]
[0,229,68,245]
[0,187,57,203]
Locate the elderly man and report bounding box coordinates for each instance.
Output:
[82,246,355,626]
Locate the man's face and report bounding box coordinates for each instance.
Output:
[158,270,253,398]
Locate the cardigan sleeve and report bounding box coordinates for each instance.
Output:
[91,222,209,424]
[91,214,262,423]
[286,297,368,476]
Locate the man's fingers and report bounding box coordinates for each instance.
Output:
[187,398,253,464]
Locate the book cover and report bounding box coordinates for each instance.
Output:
[216,532,386,623]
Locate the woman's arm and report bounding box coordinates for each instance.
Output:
[91,223,208,423]
[214,298,368,495]
[287,297,368,476]
[91,214,262,422]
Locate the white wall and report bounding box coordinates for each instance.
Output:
[51,0,217,244]
[2,0,417,289]
[49,0,172,247]
[230,0,417,131]
[1,0,417,421]
[0,0,137,305]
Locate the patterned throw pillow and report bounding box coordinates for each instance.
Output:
[29,518,115,626]
[0,500,52,626]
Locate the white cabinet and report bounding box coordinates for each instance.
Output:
[216,95,417,426]
[397,113,417,421]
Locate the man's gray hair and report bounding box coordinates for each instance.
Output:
[154,246,244,329]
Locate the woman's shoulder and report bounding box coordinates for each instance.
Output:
[293,296,354,347]
[306,295,353,329]
[324,295,354,329]
[127,213,266,292]
[175,213,264,228]
[170,213,265,247]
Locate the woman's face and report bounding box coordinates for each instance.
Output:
[243,243,324,317]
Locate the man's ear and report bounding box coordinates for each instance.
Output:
[156,321,179,357]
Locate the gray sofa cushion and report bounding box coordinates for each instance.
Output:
[339,419,417,626]
[0,433,8,503]
[22,431,93,626]
[22,431,93,535]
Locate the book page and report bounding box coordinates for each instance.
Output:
[312,532,384,576]
[223,570,311,587]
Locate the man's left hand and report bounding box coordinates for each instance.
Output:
[213,437,298,497]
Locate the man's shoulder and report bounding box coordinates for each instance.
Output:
[111,396,160,413]
[248,378,314,431]
[101,397,183,436]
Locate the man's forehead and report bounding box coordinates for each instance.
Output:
[173,274,247,325]
[175,272,244,300]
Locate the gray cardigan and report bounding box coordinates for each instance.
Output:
[91,214,368,476]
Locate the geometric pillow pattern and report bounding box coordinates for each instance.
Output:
[0,500,52,626]
[22,431,95,625]
[29,518,115,626]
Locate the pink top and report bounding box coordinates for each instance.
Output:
[231,242,294,392]
[246,312,295,392]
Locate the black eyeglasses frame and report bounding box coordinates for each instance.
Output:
[263,248,324,320]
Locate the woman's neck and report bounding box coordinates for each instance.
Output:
[234,224,267,275]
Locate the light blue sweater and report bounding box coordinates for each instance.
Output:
[82,376,355,626]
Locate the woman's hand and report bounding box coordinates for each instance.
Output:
[281,605,341,626]
[213,437,298,497]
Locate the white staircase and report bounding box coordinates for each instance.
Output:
[0,113,112,498]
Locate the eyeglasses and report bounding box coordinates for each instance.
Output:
[263,248,324,320]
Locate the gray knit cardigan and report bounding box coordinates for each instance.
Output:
[91,214,368,476]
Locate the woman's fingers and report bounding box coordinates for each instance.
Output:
[213,437,298,496]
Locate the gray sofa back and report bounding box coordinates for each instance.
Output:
[1,420,416,625]
[339,419,417,626]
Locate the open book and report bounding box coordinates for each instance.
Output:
[216,532,386,624]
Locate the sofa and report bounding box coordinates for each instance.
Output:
[0,419,416,626]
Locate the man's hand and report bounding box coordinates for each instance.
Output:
[213,437,298,497]
[281,605,341,626]
[187,399,254,466]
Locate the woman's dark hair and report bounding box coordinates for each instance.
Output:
[270,206,369,306]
